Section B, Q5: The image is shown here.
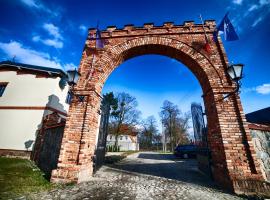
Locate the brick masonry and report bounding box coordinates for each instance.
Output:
[50,21,266,194]
[0,149,31,159]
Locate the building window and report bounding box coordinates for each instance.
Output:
[65,91,73,104]
[110,135,112,140]
[0,82,8,97]
[120,136,123,140]
[125,136,128,140]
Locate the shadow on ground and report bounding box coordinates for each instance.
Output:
[107,152,221,191]
[137,152,175,160]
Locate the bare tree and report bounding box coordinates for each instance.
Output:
[173,112,191,146]
[139,116,159,150]
[109,92,141,148]
[160,100,190,151]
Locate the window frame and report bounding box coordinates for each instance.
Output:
[65,91,73,104]
[0,82,8,97]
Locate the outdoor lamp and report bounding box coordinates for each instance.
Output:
[67,69,81,86]
[66,69,86,102]
[227,64,244,82]
[221,63,244,100]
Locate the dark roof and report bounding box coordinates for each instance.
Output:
[0,61,66,77]
[246,107,270,125]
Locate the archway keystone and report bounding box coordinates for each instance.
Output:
[51,21,264,193]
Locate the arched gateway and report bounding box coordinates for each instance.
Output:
[51,21,264,193]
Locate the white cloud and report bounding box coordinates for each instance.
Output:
[79,25,87,33]
[63,63,77,70]
[0,40,61,68]
[256,83,270,94]
[233,0,243,5]
[248,4,259,12]
[231,0,270,31]
[252,17,263,27]
[32,35,63,48]
[259,0,270,6]
[32,35,41,42]
[32,23,64,49]
[42,39,63,48]
[243,83,270,95]
[21,0,40,8]
[43,23,62,40]
[20,0,58,16]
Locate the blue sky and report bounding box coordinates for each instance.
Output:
[0,0,270,132]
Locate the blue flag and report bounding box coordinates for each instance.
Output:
[96,28,104,48]
[214,12,239,41]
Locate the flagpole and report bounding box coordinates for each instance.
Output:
[199,14,209,43]
[85,22,99,85]
[90,20,99,73]
[199,14,211,54]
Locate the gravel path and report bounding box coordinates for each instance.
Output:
[28,152,245,200]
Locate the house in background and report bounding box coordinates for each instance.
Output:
[245,107,270,182]
[106,125,139,151]
[0,61,70,158]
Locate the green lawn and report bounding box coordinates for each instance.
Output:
[156,151,173,154]
[0,157,56,199]
[105,151,139,164]
[0,151,139,199]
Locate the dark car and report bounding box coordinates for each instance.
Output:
[174,145,197,158]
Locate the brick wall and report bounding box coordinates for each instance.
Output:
[0,149,31,159]
[50,21,265,194]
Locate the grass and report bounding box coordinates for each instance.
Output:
[0,157,57,199]
[105,151,139,164]
[0,152,138,198]
[156,151,173,154]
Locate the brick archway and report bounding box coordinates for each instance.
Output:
[51,21,263,192]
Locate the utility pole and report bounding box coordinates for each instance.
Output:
[162,124,166,152]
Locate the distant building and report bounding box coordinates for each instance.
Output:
[246,107,270,126]
[106,125,139,151]
[0,61,70,157]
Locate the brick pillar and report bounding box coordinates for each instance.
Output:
[204,89,263,191]
[51,90,101,183]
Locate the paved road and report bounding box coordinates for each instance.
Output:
[29,152,245,200]
[112,151,216,188]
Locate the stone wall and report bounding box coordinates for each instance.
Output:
[249,123,270,182]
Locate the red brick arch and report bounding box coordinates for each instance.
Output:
[51,21,264,193]
[97,36,225,92]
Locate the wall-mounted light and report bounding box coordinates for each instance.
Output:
[222,63,244,100]
[227,63,244,82]
[67,69,81,86]
[66,69,85,102]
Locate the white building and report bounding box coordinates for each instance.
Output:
[107,133,139,151]
[0,61,70,156]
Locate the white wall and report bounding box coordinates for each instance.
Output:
[107,134,138,151]
[0,71,69,150]
[0,109,45,150]
[0,71,69,111]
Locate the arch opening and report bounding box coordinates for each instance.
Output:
[100,40,223,96]
[98,53,214,187]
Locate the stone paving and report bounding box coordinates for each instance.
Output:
[27,152,245,200]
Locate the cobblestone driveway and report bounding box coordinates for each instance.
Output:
[30,152,245,200]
